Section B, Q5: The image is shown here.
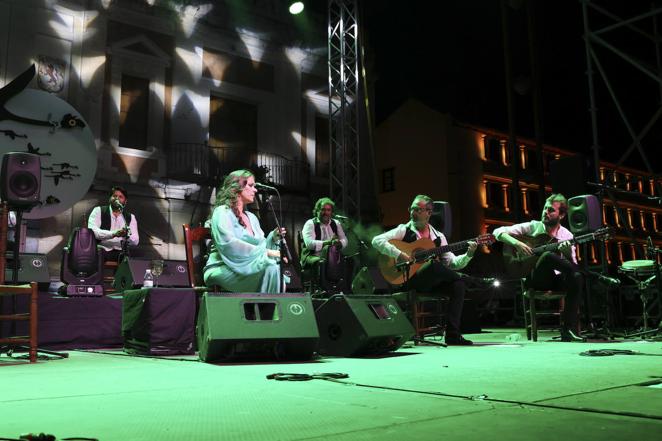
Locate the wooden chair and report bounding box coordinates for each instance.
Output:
[182,224,216,292]
[520,278,566,341]
[0,204,39,363]
[392,290,447,344]
[0,282,39,363]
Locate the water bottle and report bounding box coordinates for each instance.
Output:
[143,269,154,288]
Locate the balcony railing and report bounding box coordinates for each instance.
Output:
[167,143,309,190]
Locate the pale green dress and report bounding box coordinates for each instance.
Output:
[203,205,284,293]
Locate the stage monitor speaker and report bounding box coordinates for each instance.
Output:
[430,201,452,238]
[549,154,592,198]
[315,294,414,357]
[197,292,319,362]
[568,194,602,234]
[113,258,190,290]
[351,266,391,294]
[1,152,41,207]
[4,253,49,286]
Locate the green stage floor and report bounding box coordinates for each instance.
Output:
[1,329,661,441]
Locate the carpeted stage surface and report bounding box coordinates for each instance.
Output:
[1,330,661,440]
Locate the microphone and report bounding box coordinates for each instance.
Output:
[255,182,277,192]
[333,214,349,220]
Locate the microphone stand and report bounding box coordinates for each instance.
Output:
[117,203,130,264]
[263,193,292,294]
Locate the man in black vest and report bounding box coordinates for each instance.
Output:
[372,194,477,345]
[88,186,139,262]
[300,197,348,290]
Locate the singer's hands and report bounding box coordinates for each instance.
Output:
[113,226,129,238]
[266,249,288,263]
[273,227,287,238]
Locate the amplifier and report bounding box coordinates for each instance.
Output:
[3,252,50,285]
[113,258,190,290]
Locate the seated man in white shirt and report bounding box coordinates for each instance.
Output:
[493,193,584,341]
[300,197,349,291]
[88,186,139,263]
[372,194,477,345]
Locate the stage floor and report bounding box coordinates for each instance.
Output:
[1,329,661,441]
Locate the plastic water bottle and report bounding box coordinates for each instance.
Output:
[143,269,154,288]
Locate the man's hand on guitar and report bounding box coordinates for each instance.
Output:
[558,240,572,252]
[514,240,533,256]
[466,240,477,257]
[397,251,412,264]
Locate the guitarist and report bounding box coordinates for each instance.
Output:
[372,195,477,345]
[493,193,586,341]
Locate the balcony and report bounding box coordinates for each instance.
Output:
[167,143,310,191]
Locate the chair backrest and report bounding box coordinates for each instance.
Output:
[183,224,211,288]
[0,202,7,284]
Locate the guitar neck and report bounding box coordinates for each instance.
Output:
[414,239,472,261]
[530,232,598,256]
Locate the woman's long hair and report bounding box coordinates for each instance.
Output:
[211,169,254,227]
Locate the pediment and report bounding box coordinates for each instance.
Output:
[111,35,171,61]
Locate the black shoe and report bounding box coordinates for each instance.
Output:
[445,334,474,346]
[560,329,586,342]
[597,275,621,289]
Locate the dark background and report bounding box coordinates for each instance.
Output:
[356,0,661,173]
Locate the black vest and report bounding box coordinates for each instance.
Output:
[99,206,132,230]
[300,219,339,266]
[402,225,442,247]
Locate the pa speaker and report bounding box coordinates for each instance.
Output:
[568,194,602,234]
[113,258,190,290]
[430,201,452,238]
[351,266,391,294]
[314,294,414,356]
[197,292,319,362]
[1,152,41,207]
[4,253,49,286]
[550,155,591,198]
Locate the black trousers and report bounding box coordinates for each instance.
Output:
[405,260,465,335]
[528,251,583,331]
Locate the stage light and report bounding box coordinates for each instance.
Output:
[493,279,501,287]
[289,1,304,15]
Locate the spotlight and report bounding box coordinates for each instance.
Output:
[289,1,304,15]
[493,279,501,288]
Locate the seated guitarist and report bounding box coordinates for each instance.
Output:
[493,193,584,341]
[372,195,477,345]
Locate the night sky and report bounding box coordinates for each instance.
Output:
[360,0,661,174]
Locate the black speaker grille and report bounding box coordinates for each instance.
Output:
[10,172,39,197]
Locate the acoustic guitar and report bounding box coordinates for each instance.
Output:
[502,226,611,278]
[378,234,496,285]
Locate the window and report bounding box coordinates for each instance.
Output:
[209,96,257,169]
[382,167,395,193]
[119,75,149,150]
